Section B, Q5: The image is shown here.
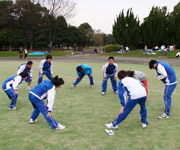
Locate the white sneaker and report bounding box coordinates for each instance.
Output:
[56,123,66,130]
[70,85,75,89]
[114,91,118,94]
[9,107,17,110]
[29,118,38,124]
[27,86,31,91]
[158,113,169,119]
[102,92,106,95]
[90,85,95,88]
[142,123,147,128]
[105,122,118,129]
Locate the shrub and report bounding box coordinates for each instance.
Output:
[104,45,120,52]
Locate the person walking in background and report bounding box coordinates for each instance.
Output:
[2,72,28,110]
[17,61,33,91]
[149,60,177,119]
[102,56,118,95]
[19,47,23,59]
[24,48,28,59]
[38,55,53,84]
[71,64,94,88]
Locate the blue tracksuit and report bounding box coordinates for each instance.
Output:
[17,63,33,82]
[155,62,177,116]
[2,75,23,108]
[29,80,59,129]
[38,59,53,84]
[112,77,148,127]
[73,64,94,86]
[102,63,118,92]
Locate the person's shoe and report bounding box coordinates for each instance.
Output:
[70,85,75,89]
[90,85,95,88]
[158,113,169,119]
[102,92,106,96]
[114,91,118,94]
[29,118,38,124]
[105,122,118,129]
[27,86,31,91]
[9,107,17,110]
[56,123,66,130]
[142,123,147,128]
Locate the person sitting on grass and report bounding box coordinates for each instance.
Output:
[105,70,148,130]
[38,55,53,84]
[17,61,33,91]
[102,56,118,95]
[29,76,66,130]
[149,60,177,119]
[126,70,148,97]
[71,64,94,88]
[2,72,28,110]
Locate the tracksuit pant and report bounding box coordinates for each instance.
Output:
[29,92,58,130]
[38,71,52,84]
[163,83,177,116]
[102,75,117,92]
[3,88,18,108]
[112,96,148,127]
[73,74,94,86]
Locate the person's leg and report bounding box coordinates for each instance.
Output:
[45,71,53,80]
[29,94,40,120]
[88,74,94,85]
[38,72,44,84]
[112,99,138,126]
[138,97,148,124]
[73,74,85,86]
[164,84,177,116]
[102,76,109,92]
[110,76,117,92]
[6,88,18,108]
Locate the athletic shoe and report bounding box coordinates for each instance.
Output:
[105,122,118,129]
[9,107,17,110]
[90,85,95,88]
[142,123,147,128]
[56,123,66,130]
[29,118,38,124]
[102,92,106,96]
[27,86,31,91]
[158,113,169,119]
[70,85,75,89]
[114,91,118,94]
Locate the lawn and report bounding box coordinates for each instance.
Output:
[0,61,180,150]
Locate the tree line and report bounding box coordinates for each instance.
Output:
[113,2,180,49]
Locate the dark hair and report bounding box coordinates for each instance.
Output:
[118,70,127,80]
[108,56,114,60]
[149,60,157,69]
[27,61,33,65]
[126,70,134,77]
[51,76,64,87]
[46,55,52,60]
[19,72,28,78]
[76,66,83,73]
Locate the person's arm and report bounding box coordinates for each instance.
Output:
[118,81,126,107]
[157,64,167,80]
[46,86,56,112]
[39,60,45,74]
[114,63,118,78]
[102,63,108,78]
[12,76,22,91]
[17,65,26,75]
[88,66,92,75]
[50,62,53,75]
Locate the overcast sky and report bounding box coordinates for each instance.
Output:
[69,0,180,34]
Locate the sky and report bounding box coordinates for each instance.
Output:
[69,0,180,34]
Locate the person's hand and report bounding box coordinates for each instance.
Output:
[103,78,107,81]
[51,75,53,78]
[120,107,124,114]
[89,74,93,77]
[39,74,43,77]
[114,77,117,81]
[47,112,51,117]
[15,91,18,94]
[77,76,80,79]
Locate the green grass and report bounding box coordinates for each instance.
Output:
[0,61,180,150]
[0,51,71,57]
[102,50,180,59]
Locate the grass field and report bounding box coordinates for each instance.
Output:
[0,61,180,150]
